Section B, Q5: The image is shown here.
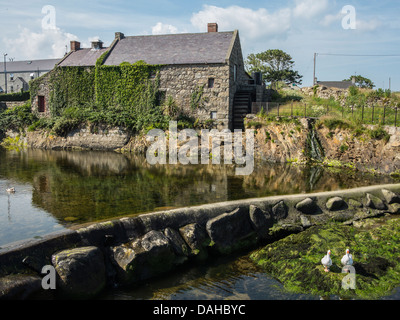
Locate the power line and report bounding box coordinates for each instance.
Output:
[313,52,399,85]
[316,53,400,57]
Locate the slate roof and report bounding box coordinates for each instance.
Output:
[317,81,355,90]
[103,31,234,66]
[0,58,61,73]
[58,48,109,67]
[57,31,235,68]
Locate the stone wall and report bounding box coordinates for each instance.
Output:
[0,100,28,110]
[30,71,52,117]
[158,64,230,129]
[1,183,400,299]
[6,124,130,151]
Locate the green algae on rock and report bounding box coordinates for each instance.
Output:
[250,217,400,299]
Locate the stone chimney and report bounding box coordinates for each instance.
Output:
[115,32,125,40]
[70,41,81,51]
[351,76,356,85]
[91,40,103,50]
[208,23,218,33]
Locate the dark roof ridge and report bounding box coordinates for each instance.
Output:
[123,30,234,38]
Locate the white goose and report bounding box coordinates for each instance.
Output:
[321,250,332,272]
[6,187,15,193]
[341,248,353,266]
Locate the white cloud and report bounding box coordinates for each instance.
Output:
[320,11,342,27]
[293,0,329,19]
[151,22,179,35]
[191,5,291,40]
[4,26,78,60]
[356,19,382,31]
[320,11,382,31]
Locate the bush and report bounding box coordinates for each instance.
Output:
[317,116,354,131]
[0,91,30,101]
[0,102,37,132]
[52,117,81,137]
[369,126,390,143]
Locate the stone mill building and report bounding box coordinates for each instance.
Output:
[32,23,267,130]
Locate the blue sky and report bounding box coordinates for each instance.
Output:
[1,0,399,89]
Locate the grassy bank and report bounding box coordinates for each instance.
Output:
[257,86,400,127]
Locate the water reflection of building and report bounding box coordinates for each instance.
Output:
[30,151,232,225]
[23,149,395,226]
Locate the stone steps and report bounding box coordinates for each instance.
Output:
[233,91,253,130]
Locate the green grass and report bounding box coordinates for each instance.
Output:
[258,88,400,128]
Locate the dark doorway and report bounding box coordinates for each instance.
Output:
[38,96,46,113]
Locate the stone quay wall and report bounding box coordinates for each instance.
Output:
[1,183,400,299]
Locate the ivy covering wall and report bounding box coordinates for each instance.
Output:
[30,58,167,134]
[49,66,96,116]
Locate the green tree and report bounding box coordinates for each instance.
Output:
[245,49,303,89]
[343,75,375,89]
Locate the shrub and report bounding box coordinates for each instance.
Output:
[52,117,81,137]
[0,102,37,132]
[0,91,30,101]
[317,116,354,131]
[369,126,390,143]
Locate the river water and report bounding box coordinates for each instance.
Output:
[1,147,399,299]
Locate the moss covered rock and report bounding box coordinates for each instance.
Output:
[250,217,400,299]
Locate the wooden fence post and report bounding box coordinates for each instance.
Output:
[362,105,364,123]
[383,104,386,125]
[291,101,293,117]
[372,105,375,124]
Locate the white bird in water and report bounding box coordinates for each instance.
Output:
[321,250,332,272]
[6,187,15,193]
[341,248,353,266]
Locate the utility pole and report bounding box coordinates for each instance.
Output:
[313,53,317,85]
[3,53,7,94]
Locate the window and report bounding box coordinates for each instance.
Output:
[9,73,14,81]
[10,86,13,92]
[233,64,237,82]
[208,78,214,88]
[210,111,217,119]
[38,96,46,113]
[30,73,35,80]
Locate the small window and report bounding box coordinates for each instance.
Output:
[10,86,14,92]
[208,78,214,88]
[210,111,217,119]
[38,96,46,113]
[233,65,237,82]
[30,73,35,80]
[9,73,14,81]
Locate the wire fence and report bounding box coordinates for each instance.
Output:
[251,102,400,127]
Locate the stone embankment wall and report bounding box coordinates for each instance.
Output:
[7,117,400,176]
[5,125,131,151]
[1,183,400,299]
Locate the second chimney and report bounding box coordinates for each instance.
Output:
[70,41,81,51]
[208,23,218,33]
[91,40,103,50]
